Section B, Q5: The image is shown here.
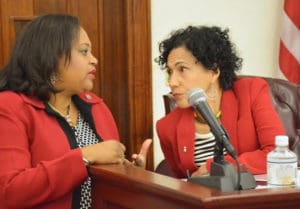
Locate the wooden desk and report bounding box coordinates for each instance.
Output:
[90,164,300,209]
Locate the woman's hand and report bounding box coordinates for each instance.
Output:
[191,164,209,177]
[130,138,152,168]
[81,140,126,165]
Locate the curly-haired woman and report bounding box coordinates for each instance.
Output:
[155,25,285,178]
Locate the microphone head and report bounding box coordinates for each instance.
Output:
[188,88,207,106]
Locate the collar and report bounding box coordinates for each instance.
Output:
[220,88,239,152]
[20,91,102,109]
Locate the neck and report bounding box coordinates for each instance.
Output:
[48,93,72,113]
[194,110,221,123]
[48,93,77,127]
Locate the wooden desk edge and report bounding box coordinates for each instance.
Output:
[89,164,300,209]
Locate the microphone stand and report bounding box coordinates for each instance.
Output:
[187,134,257,192]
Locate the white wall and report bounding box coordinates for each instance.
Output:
[151,0,284,168]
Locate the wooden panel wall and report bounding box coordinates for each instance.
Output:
[0,0,153,169]
[0,0,34,65]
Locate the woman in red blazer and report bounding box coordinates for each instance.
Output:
[155,25,285,179]
[0,14,151,209]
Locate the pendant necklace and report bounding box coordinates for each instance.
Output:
[48,102,73,126]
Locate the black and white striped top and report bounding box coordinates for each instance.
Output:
[194,132,215,166]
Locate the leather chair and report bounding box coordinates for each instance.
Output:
[155,76,300,177]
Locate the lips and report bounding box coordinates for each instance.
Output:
[88,69,96,75]
[172,92,184,100]
[88,69,96,79]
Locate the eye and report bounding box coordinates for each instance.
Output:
[79,49,89,56]
[166,68,172,76]
[179,66,188,73]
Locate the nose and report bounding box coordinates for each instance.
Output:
[90,53,98,66]
[168,71,179,88]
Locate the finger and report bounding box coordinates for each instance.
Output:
[130,153,143,167]
[133,156,144,167]
[117,157,125,164]
[138,139,152,155]
[131,153,138,160]
[123,159,132,165]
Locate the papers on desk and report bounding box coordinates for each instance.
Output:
[254,170,300,189]
[254,174,267,182]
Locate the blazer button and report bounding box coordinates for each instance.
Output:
[183,146,187,152]
[85,94,92,100]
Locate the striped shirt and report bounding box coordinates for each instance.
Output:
[194,132,215,166]
[194,132,227,167]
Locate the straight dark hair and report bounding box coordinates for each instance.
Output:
[0,14,80,101]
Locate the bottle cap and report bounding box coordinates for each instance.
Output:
[275,135,289,146]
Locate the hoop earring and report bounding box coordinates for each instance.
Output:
[206,84,218,100]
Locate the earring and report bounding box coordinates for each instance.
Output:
[206,84,218,100]
[50,74,57,85]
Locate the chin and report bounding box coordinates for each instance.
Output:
[176,101,190,109]
[83,83,94,91]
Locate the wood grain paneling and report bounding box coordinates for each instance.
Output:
[125,0,153,167]
[0,0,34,65]
[34,0,67,14]
[101,0,131,162]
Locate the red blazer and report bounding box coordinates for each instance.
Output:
[0,91,119,209]
[156,77,286,178]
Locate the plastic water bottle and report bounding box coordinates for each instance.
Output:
[267,135,297,186]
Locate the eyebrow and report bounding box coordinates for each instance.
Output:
[174,61,187,66]
[79,43,91,48]
[167,61,188,69]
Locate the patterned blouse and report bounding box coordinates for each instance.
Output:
[72,113,99,209]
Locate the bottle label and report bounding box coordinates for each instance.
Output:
[267,161,297,186]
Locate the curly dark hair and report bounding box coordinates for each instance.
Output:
[155,25,243,90]
[0,14,80,100]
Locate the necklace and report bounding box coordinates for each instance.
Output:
[194,110,221,123]
[48,102,73,125]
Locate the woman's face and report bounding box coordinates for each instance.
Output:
[55,27,98,95]
[166,46,219,108]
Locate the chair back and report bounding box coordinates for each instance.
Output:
[262,77,300,157]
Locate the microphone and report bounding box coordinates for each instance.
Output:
[188,88,237,159]
[187,88,257,191]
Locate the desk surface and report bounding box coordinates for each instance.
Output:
[90,164,300,209]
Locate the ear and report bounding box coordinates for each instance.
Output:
[211,68,220,83]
